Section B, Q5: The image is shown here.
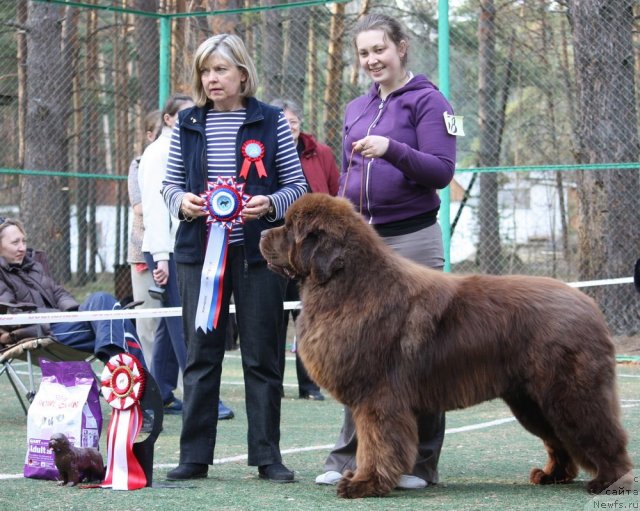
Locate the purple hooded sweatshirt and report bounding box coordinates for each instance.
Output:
[339,74,456,225]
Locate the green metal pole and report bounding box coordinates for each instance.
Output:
[438,0,452,272]
[159,16,171,109]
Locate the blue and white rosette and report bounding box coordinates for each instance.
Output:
[195,177,250,332]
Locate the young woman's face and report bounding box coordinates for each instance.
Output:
[200,53,247,111]
[0,225,27,265]
[356,29,406,88]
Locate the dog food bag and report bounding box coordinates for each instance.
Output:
[24,360,103,480]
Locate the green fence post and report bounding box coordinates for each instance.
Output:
[159,15,171,109]
[438,0,451,272]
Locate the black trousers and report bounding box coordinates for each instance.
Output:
[176,245,287,466]
[279,278,321,395]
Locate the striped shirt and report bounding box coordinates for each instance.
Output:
[163,108,306,244]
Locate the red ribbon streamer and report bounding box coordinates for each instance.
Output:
[100,353,147,490]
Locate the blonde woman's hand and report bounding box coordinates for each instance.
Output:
[243,195,272,221]
[180,192,207,220]
[353,135,389,159]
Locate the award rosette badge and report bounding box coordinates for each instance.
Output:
[239,139,267,179]
[196,177,251,332]
[100,353,146,490]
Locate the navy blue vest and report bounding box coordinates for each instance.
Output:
[173,97,283,265]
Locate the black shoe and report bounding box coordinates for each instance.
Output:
[218,400,234,420]
[166,463,208,480]
[258,463,295,483]
[164,397,183,415]
[299,389,325,401]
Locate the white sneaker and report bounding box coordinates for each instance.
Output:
[315,470,342,485]
[315,471,427,489]
[397,474,428,489]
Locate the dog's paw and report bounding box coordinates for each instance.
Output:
[587,473,632,495]
[337,472,389,499]
[337,479,375,499]
[530,467,574,485]
[587,480,607,494]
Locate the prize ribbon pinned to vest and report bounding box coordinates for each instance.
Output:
[239,140,267,179]
[100,353,146,490]
[195,177,251,332]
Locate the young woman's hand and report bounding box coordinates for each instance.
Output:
[353,135,389,159]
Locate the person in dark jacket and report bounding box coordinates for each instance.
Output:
[161,34,307,483]
[270,98,339,401]
[0,218,146,365]
[315,14,457,490]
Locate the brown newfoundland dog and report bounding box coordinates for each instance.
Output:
[260,193,633,499]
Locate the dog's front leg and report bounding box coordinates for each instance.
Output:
[337,404,417,498]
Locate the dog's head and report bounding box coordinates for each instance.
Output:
[49,432,72,453]
[260,194,364,284]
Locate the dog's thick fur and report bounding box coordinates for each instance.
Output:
[49,433,105,486]
[260,193,632,499]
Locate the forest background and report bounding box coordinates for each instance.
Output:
[0,0,639,338]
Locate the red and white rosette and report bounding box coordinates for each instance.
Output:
[100,353,147,490]
[239,139,267,179]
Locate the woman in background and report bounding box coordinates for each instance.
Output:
[127,109,162,366]
[270,97,339,402]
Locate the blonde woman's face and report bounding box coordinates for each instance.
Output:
[0,225,27,265]
[200,53,247,112]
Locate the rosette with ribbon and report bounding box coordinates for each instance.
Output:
[196,176,251,332]
[239,139,267,180]
[100,353,147,490]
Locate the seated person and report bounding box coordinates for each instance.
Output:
[0,217,146,365]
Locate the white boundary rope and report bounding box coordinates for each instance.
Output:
[0,301,301,326]
[566,276,633,288]
[0,274,634,326]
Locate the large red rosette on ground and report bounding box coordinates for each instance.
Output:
[100,353,146,490]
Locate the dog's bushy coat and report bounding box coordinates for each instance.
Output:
[260,193,632,498]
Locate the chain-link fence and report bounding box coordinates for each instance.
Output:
[1,0,639,336]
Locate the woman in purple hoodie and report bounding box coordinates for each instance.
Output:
[315,13,457,490]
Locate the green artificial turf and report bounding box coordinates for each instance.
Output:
[1,354,638,511]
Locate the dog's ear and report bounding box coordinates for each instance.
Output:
[300,230,344,284]
[291,218,344,283]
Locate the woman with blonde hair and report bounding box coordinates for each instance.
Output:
[162,34,307,482]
